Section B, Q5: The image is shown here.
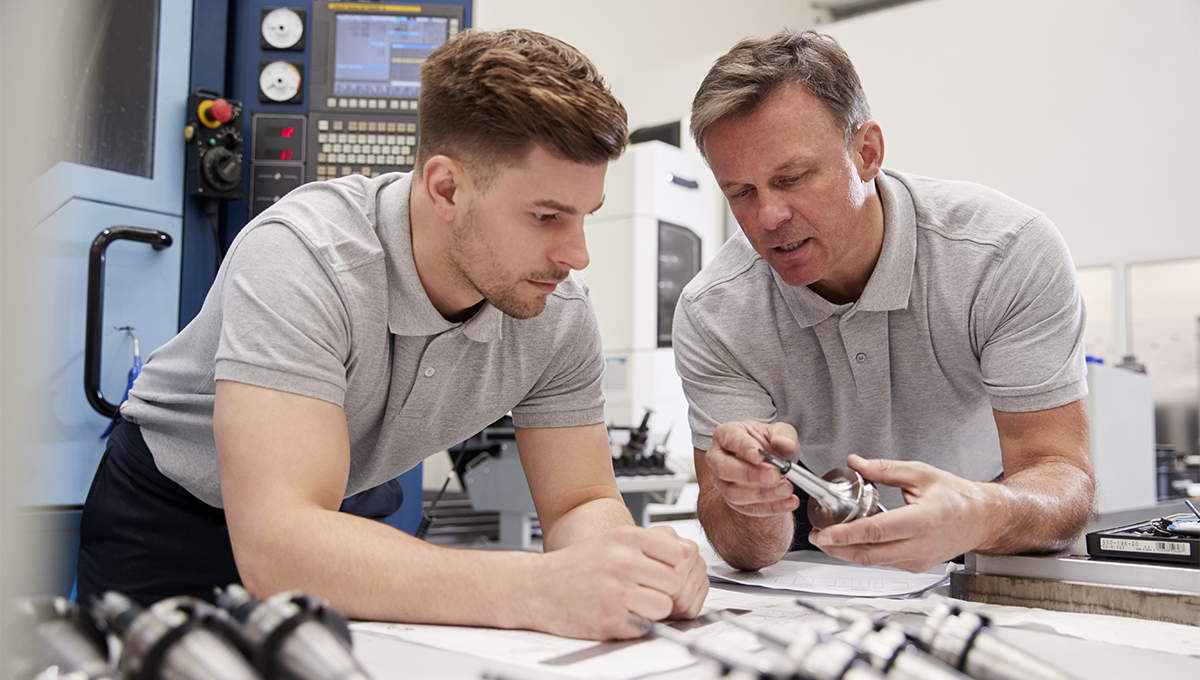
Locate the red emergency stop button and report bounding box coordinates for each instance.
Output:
[198,98,233,128]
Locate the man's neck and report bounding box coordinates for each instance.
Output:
[408,179,482,321]
[808,188,885,306]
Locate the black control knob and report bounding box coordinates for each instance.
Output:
[202,147,242,192]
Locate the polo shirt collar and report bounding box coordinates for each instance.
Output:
[775,168,916,327]
[378,173,505,343]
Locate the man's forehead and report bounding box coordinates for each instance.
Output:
[488,147,608,210]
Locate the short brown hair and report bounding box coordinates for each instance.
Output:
[417,28,628,185]
[691,30,871,158]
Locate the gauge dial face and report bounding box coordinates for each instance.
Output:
[262,8,304,49]
[259,61,302,102]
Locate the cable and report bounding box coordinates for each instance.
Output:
[204,198,223,268]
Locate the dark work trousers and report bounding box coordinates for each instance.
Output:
[76,417,404,607]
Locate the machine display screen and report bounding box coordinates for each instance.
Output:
[333,14,451,98]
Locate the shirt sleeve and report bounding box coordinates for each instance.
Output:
[672,292,778,452]
[509,293,607,429]
[213,222,352,406]
[973,214,1088,413]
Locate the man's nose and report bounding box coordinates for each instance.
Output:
[552,223,590,271]
[757,191,792,230]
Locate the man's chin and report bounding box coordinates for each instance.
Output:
[489,294,547,320]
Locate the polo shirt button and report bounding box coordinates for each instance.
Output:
[855,353,867,363]
[424,367,436,377]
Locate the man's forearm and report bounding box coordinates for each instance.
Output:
[978,460,1095,555]
[696,484,793,570]
[540,496,635,551]
[983,402,1096,555]
[233,504,547,630]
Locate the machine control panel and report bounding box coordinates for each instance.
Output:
[307,112,417,181]
[244,1,463,218]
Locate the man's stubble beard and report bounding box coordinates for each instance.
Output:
[449,207,565,320]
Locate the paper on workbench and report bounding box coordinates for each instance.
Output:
[707,558,952,597]
[349,589,839,680]
[351,620,701,680]
[664,517,952,597]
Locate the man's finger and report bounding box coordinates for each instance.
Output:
[708,449,782,485]
[810,505,924,548]
[764,423,799,458]
[670,562,709,619]
[712,476,794,504]
[625,585,676,625]
[847,454,938,489]
[636,526,702,568]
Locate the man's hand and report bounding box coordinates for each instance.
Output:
[809,401,1095,572]
[533,525,708,640]
[808,454,1003,572]
[694,421,801,571]
[706,421,801,517]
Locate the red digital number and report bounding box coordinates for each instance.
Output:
[281,126,294,138]
[281,149,293,160]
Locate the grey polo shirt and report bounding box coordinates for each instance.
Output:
[122,172,606,508]
[673,169,1087,509]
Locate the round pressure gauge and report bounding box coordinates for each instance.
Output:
[259,61,302,102]
[262,8,304,50]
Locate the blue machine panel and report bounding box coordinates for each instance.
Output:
[27,200,182,507]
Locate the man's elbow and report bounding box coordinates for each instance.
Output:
[697,513,790,571]
[720,548,786,572]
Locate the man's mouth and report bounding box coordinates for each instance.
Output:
[528,279,563,293]
[777,239,807,252]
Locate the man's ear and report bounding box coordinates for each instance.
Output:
[421,155,468,222]
[854,121,885,181]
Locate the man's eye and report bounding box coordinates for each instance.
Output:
[730,188,751,199]
[534,213,559,222]
[781,175,802,184]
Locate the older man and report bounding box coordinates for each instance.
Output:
[675,30,1094,572]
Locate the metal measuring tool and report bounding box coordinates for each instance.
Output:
[758,449,887,528]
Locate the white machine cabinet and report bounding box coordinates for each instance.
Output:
[584,141,724,465]
[1085,362,1157,513]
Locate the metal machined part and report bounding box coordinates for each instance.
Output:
[917,604,1079,680]
[715,610,886,680]
[90,592,263,680]
[841,619,971,680]
[796,601,969,680]
[16,596,114,680]
[758,450,887,529]
[798,637,884,680]
[215,585,373,680]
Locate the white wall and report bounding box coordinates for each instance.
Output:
[473,0,828,136]
[478,0,1199,268]
[821,0,1199,268]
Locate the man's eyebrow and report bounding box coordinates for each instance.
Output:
[534,195,607,215]
[533,199,579,215]
[720,159,814,191]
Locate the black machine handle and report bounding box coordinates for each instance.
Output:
[84,226,173,418]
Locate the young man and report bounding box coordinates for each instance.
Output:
[78,28,707,641]
[676,30,1095,573]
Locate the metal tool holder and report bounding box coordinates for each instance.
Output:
[90,591,263,680]
[635,600,1081,680]
[215,584,373,680]
[758,450,887,528]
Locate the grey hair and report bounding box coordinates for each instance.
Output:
[691,29,871,158]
